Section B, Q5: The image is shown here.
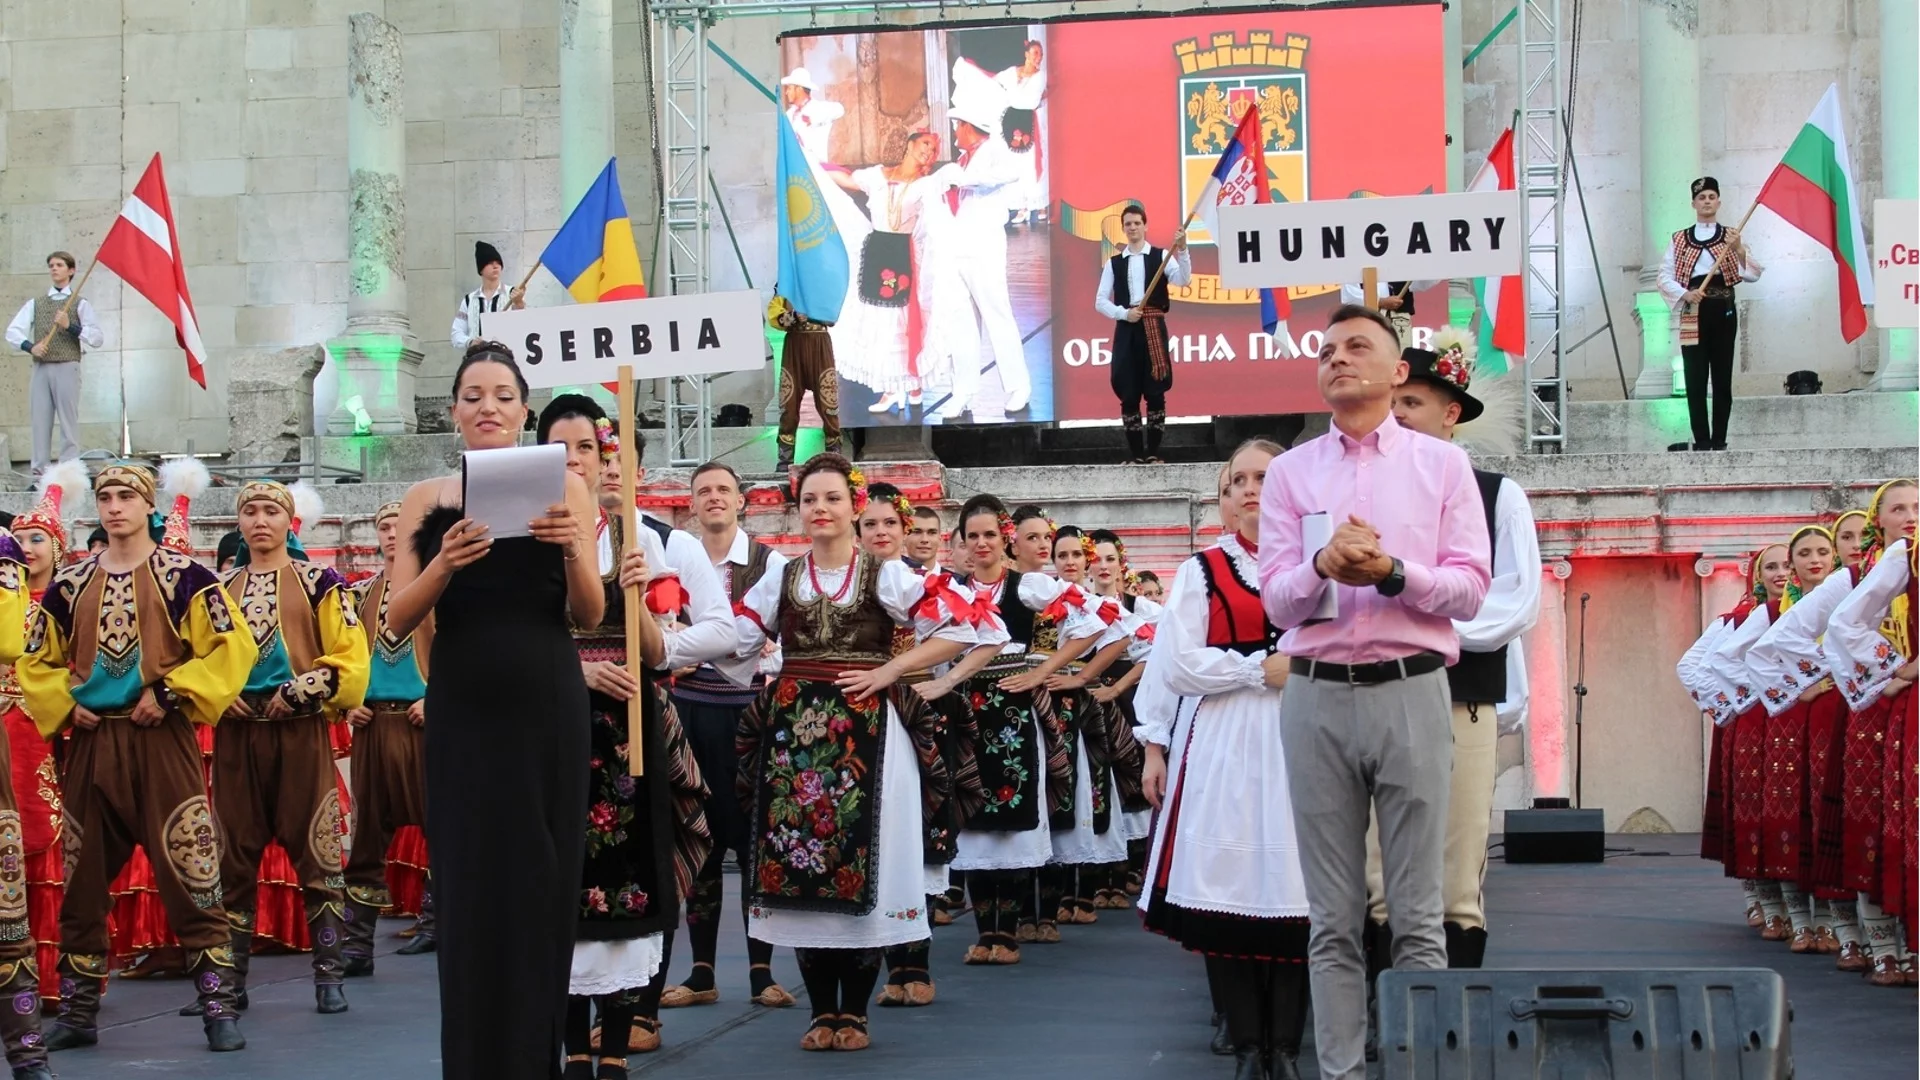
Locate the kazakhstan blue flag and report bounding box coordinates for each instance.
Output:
[774,110,849,324]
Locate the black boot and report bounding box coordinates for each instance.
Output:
[1210,1012,1233,1055]
[42,953,105,1052]
[1451,925,1489,969]
[1121,414,1145,463]
[1144,409,1166,461]
[0,957,48,1073]
[181,915,252,1015]
[311,902,350,1014]
[1232,1047,1269,1080]
[397,879,437,955]
[188,945,246,1052]
[342,886,384,977]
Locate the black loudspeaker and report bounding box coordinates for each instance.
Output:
[1502,798,1604,863]
[1378,968,1791,1079]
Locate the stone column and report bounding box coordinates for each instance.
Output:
[560,0,616,211]
[328,12,422,435]
[1871,0,1918,391]
[1629,1,1700,400]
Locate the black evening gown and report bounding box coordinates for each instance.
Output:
[417,506,590,1079]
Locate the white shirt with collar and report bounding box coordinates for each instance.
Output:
[451,286,514,350]
[1452,476,1543,733]
[7,286,104,354]
[1657,222,1764,304]
[597,510,740,672]
[786,98,845,164]
[710,526,789,677]
[1095,242,1193,321]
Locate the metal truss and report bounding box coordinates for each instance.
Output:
[1517,0,1567,452]
[656,7,714,466]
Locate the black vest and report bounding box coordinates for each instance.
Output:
[1110,248,1171,312]
[967,570,1035,646]
[1387,282,1416,316]
[1446,469,1509,704]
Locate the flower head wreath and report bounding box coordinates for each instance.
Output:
[848,467,870,514]
[593,417,619,461]
[1078,534,1099,564]
[1113,536,1142,592]
[888,492,914,521]
[997,512,1017,550]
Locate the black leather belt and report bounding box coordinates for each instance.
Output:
[1291,652,1445,686]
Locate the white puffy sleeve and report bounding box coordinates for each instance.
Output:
[1454,479,1541,652]
[660,529,740,671]
[1746,570,1853,715]
[1829,540,1913,709]
[1124,596,1165,662]
[1016,573,1105,642]
[1130,658,1175,748]
[1676,617,1729,705]
[877,559,976,647]
[1702,606,1773,725]
[1158,555,1267,698]
[718,563,787,687]
[958,576,1013,651]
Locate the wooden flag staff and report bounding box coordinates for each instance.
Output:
[31,260,100,352]
[617,364,646,777]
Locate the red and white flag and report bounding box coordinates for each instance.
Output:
[96,154,209,388]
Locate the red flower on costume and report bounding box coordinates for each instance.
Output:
[774,679,800,707]
[834,866,865,900]
[759,862,785,893]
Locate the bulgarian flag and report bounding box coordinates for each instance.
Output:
[1467,126,1525,376]
[1753,84,1872,343]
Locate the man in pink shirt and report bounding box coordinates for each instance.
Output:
[1256,305,1491,1080]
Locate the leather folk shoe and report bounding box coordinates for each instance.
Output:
[203,1016,246,1052]
[316,984,349,1014]
[40,1024,96,1053]
[1232,1047,1269,1080]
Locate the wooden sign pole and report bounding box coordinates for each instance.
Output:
[617,364,646,777]
[1362,266,1381,311]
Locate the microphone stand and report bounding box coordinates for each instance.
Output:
[1574,592,1590,809]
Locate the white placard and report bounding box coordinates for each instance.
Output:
[1216,189,1525,290]
[477,290,767,389]
[1874,199,1919,329]
[461,442,567,540]
[1300,511,1338,624]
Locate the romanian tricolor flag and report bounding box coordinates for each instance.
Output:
[541,158,647,303]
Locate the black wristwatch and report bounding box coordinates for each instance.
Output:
[1375,558,1407,598]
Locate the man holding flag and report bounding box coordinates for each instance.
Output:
[1094,205,1190,464]
[6,252,102,473]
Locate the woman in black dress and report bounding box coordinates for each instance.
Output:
[385,341,605,1079]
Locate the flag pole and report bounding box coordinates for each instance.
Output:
[32,259,100,351]
[1135,192,1208,307]
[509,260,541,306]
[1362,267,1381,311]
[618,364,646,778]
[1694,204,1759,293]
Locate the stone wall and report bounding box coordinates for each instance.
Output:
[0,0,1895,463]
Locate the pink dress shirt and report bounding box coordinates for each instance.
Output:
[1256,412,1492,664]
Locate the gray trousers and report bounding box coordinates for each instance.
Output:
[1278,666,1453,1080]
[29,359,81,470]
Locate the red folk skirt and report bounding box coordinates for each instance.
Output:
[385,826,430,917]
[1803,689,1853,898]
[1760,699,1814,881]
[1727,705,1769,880]
[1701,722,1729,866]
[4,706,63,999]
[1878,684,1917,938]
[1838,694,1897,898]
[253,760,354,953]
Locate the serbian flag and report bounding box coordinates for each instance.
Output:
[1754,84,1872,343]
[1468,126,1525,376]
[541,159,648,303]
[1197,106,1293,355]
[95,154,209,388]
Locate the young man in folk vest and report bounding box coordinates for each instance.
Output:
[449,241,525,350]
[5,252,104,474]
[661,460,794,1010]
[1094,205,1190,464]
[1658,177,1763,452]
[20,465,257,1053]
[207,483,370,1016]
[341,501,434,975]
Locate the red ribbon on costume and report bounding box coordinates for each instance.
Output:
[913,572,984,626]
[1094,599,1123,626]
[1133,623,1157,643]
[1040,584,1088,624]
[645,576,689,616]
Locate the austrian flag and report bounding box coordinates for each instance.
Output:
[97,154,209,387]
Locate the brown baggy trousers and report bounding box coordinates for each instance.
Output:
[212,708,346,915]
[344,704,426,893]
[777,327,842,466]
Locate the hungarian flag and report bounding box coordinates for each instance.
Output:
[1467,126,1525,376]
[1754,84,1872,343]
[1198,106,1293,354]
[96,155,209,388]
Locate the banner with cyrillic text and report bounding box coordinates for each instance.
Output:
[1874,200,1918,329]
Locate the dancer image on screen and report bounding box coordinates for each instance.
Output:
[1096,204,1191,464]
[780,69,844,166]
[829,131,944,416]
[994,39,1049,227]
[341,502,434,976]
[727,455,982,1052]
[383,341,603,1080]
[931,62,1033,420]
[22,465,256,1054]
[205,482,370,1018]
[537,396,717,1076]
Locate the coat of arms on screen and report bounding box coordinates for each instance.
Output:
[1177,31,1310,246]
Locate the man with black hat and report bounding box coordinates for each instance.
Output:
[1657,177,1763,452]
[1369,338,1541,973]
[450,241,525,350]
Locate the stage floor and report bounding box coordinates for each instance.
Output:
[52,833,1916,1078]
